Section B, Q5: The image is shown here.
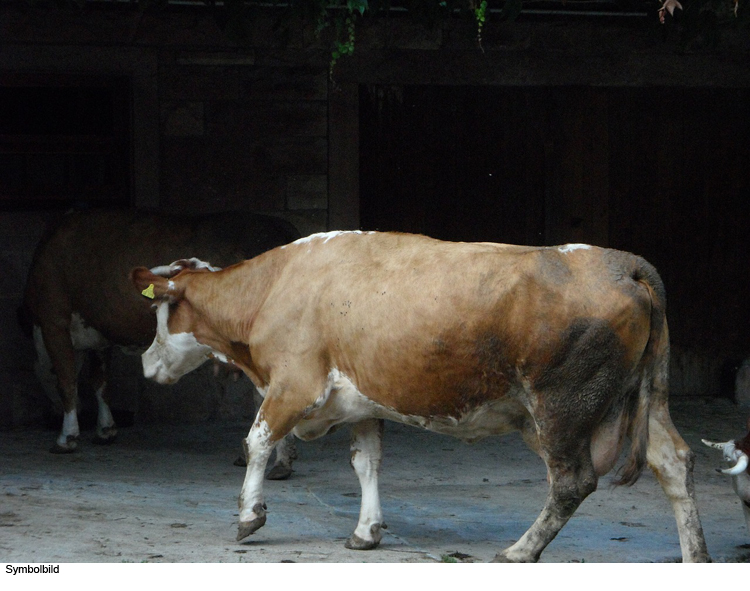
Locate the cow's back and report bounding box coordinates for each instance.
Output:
[246,233,656,421]
[24,208,299,347]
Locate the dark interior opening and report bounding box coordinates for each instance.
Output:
[0,74,131,210]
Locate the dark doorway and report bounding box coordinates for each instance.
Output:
[0,74,131,209]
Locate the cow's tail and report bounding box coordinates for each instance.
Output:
[613,257,668,487]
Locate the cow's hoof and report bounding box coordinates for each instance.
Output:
[237,504,267,541]
[266,465,293,480]
[233,456,247,467]
[345,534,380,550]
[345,523,384,551]
[490,553,514,563]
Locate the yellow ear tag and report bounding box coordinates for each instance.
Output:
[141,283,155,299]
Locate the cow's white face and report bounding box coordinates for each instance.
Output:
[142,301,213,384]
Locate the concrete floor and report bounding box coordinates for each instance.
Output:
[1,397,749,564]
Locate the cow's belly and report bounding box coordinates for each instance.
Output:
[293,369,529,443]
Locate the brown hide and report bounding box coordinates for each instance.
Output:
[23,208,299,448]
[136,234,654,442]
[133,231,710,563]
[25,209,299,348]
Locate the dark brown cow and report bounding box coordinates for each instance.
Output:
[23,208,299,478]
[131,231,710,562]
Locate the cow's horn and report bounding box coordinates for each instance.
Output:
[719,452,749,476]
[702,439,732,450]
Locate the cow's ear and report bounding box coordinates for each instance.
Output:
[130,267,178,301]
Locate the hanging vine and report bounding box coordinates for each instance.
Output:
[473,0,488,52]
[329,2,365,80]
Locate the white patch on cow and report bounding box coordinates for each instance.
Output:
[292,368,527,443]
[284,230,374,248]
[150,264,176,276]
[150,258,221,277]
[69,313,109,351]
[211,351,229,364]
[558,243,592,254]
[57,410,80,448]
[141,302,218,384]
[238,417,275,523]
[181,257,221,272]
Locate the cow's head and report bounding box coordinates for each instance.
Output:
[131,258,221,385]
[702,417,750,476]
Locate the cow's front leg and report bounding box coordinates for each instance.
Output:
[55,405,81,453]
[234,433,298,479]
[237,378,318,541]
[245,385,297,480]
[237,415,276,541]
[346,418,386,550]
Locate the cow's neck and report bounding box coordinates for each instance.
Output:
[187,255,279,346]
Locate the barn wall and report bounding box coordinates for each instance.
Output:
[0,6,339,429]
[359,84,750,397]
[1,5,749,430]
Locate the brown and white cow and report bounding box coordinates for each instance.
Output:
[703,418,750,535]
[131,231,709,562]
[22,208,299,479]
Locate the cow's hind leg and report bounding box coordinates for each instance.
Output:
[89,351,117,445]
[266,434,297,480]
[346,419,386,550]
[32,326,63,416]
[493,443,598,563]
[37,324,82,453]
[647,402,709,562]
